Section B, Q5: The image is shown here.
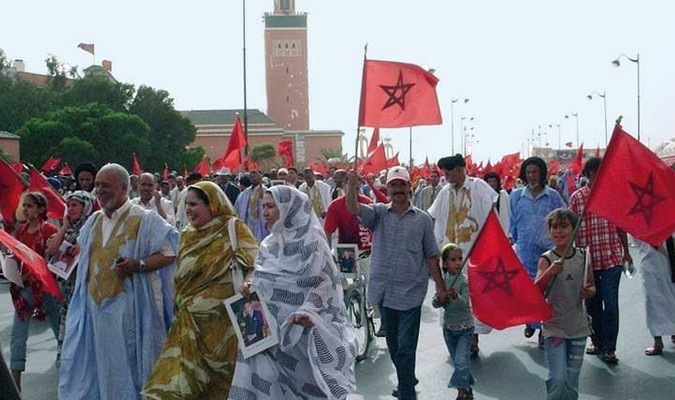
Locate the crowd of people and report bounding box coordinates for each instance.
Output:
[0,154,673,400]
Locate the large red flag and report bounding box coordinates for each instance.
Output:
[360,144,388,175]
[214,115,246,170]
[467,212,553,329]
[358,59,442,128]
[0,159,24,223]
[29,169,66,220]
[132,153,143,176]
[77,43,95,55]
[368,127,380,154]
[567,144,584,174]
[277,140,294,168]
[548,159,559,176]
[194,158,210,176]
[585,124,675,246]
[162,164,169,181]
[0,229,61,299]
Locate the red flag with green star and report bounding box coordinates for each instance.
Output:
[467,212,553,329]
[585,124,675,246]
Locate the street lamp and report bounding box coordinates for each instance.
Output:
[587,91,608,146]
[611,53,640,142]
[451,97,469,154]
[460,116,474,155]
[548,124,561,150]
[464,127,477,155]
[564,112,579,147]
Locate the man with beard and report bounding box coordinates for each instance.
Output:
[59,163,178,399]
[131,173,176,226]
[234,170,269,242]
[298,167,331,226]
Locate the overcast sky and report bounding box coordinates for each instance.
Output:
[3,0,674,164]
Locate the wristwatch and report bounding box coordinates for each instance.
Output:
[139,259,147,271]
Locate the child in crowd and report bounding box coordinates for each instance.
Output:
[433,243,474,400]
[535,208,595,400]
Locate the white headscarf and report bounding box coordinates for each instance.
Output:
[230,185,357,400]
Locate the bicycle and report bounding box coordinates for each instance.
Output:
[336,249,375,362]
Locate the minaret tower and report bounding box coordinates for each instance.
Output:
[264,0,309,130]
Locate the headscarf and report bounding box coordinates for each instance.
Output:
[180,181,236,246]
[232,185,357,399]
[64,190,95,243]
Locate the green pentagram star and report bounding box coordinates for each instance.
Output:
[379,70,415,111]
[627,172,666,225]
[478,258,520,296]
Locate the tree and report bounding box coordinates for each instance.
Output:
[18,103,151,170]
[129,86,196,171]
[178,146,206,172]
[320,148,349,166]
[45,54,69,93]
[61,77,135,112]
[251,143,277,170]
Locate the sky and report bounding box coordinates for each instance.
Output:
[3,0,675,165]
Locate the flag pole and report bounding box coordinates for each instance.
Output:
[354,44,368,172]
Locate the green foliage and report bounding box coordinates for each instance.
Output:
[178,146,206,171]
[0,80,60,133]
[18,103,151,171]
[45,54,69,92]
[61,77,135,112]
[320,148,349,165]
[129,86,196,171]
[251,143,277,171]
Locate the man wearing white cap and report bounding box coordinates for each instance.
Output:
[347,166,446,399]
[214,168,240,205]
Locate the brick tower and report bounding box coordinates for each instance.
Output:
[264,0,309,131]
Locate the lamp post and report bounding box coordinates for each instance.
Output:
[464,128,477,155]
[611,53,640,142]
[587,91,608,146]
[548,124,561,150]
[564,112,579,147]
[460,116,474,155]
[242,0,249,156]
[451,97,469,154]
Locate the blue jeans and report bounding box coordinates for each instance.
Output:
[585,266,621,353]
[544,337,586,400]
[443,327,475,390]
[10,287,60,371]
[381,303,421,400]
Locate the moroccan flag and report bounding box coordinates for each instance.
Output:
[59,163,73,176]
[10,163,24,174]
[132,153,143,176]
[214,115,246,170]
[368,127,380,154]
[0,159,24,223]
[386,152,400,168]
[565,141,573,148]
[41,157,61,172]
[162,164,169,181]
[360,144,387,175]
[567,144,584,175]
[549,159,559,176]
[29,169,66,220]
[77,43,95,55]
[0,229,61,300]
[585,124,675,246]
[194,158,210,176]
[358,59,442,128]
[467,212,553,329]
[277,140,294,168]
[101,59,112,71]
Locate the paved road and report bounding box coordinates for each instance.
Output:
[2,249,674,399]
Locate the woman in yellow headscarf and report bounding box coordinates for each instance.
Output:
[143,181,258,399]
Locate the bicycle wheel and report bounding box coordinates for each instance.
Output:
[346,289,370,361]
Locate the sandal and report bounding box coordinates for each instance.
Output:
[585,345,601,355]
[645,346,663,356]
[602,352,619,364]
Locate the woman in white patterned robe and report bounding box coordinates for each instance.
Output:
[229,185,357,400]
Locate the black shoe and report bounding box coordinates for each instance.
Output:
[524,326,536,338]
[375,326,387,337]
[391,378,419,397]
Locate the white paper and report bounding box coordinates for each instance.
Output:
[1,255,23,287]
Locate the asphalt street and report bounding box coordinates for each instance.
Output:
[1,247,674,399]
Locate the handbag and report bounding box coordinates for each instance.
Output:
[227,217,245,290]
